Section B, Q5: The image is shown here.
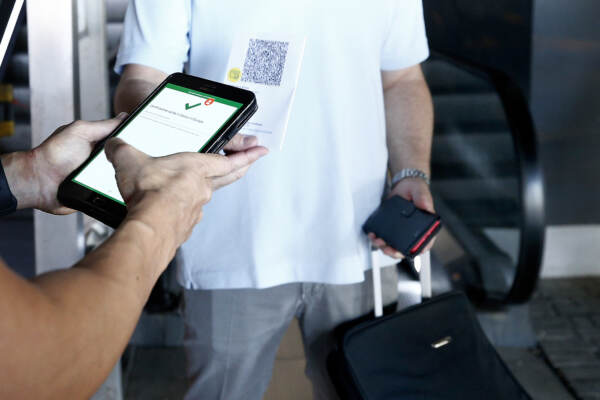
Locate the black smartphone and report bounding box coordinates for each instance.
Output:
[57,73,257,228]
[363,196,442,258]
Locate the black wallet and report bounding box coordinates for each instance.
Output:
[363,196,442,258]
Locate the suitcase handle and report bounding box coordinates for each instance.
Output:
[370,250,431,317]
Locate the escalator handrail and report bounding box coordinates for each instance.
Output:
[430,50,545,305]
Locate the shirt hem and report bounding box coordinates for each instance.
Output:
[178,258,372,290]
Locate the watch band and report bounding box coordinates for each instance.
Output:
[0,158,17,216]
[391,168,430,186]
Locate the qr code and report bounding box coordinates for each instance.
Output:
[242,39,289,86]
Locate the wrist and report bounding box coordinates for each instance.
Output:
[391,168,430,187]
[1,151,40,210]
[116,216,177,280]
[89,218,174,304]
[124,196,182,249]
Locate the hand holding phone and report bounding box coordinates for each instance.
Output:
[363,196,442,259]
[58,73,258,228]
[4,117,127,215]
[104,137,267,247]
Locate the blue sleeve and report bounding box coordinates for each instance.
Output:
[114,0,191,74]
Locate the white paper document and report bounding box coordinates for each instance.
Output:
[223,33,306,150]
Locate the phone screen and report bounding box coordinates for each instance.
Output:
[72,83,242,204]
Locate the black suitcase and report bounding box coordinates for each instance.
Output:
[327,253,532,400]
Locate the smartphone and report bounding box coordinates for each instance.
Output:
[57,73,257,228]
[363,196,442,258]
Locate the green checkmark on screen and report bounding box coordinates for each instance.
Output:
[185,102,202,110]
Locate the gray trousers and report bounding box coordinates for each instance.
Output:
[182,266,399,400]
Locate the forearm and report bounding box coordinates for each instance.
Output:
[114,78,158,114]
[384,68,434,176]
[0,215,175,399]
[114,66,166,114]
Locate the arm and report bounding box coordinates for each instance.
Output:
[368,64,435,258]
[114,64,167,114]
[383,65,433,184]
[0,120,267,399]
[0,217,172,399]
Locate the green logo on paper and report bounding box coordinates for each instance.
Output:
[185,102,202,110]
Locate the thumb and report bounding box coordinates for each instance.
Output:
[105,138,149,172]
[78,112,129,143]
[414,191,435,214]
[223,134,258,152]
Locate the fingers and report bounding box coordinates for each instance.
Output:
[223,134,258,152]
[223,146,269,174]
[49,205,77,216]
[391,179,435,214]
[412,191,435,214]
[105,137,149,172]
[209,147,268,189]
[388,182,411,200]
[74,113,128,142]
[367,232,386,248]
[210,164,250,190]
[202,146,268,179]
[367,232,404,259]
[382,246,404,259]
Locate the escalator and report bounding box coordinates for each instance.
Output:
[424,52,545,308]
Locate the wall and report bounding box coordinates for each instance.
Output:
[531,0,600,276]
[422,0,533,95]
[531,0,600,225]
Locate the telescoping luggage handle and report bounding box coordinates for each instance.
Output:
[370,251,431,317]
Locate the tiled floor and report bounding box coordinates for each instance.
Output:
[119,278,600,399]
[531,277,600,400]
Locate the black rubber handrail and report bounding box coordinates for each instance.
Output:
[430,50,545,305]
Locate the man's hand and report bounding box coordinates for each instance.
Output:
[367,178,436,259]
[2,114,128,214]
[374,64,435,259]
[222,133,259,154]
[105,138,268,248]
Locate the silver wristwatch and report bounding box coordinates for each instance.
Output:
[391,168,430,186]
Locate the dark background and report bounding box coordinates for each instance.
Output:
[423,0,600,225]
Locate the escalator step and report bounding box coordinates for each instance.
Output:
[432,178,519,202]
[432,131,516,164]
[441,199,520,227]
[432,161,518,179]
[433,92,507,126]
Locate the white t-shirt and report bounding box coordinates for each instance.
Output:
[115,0,429,289]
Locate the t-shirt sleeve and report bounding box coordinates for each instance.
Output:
[380,0,430,70]
[114,0,191,75]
